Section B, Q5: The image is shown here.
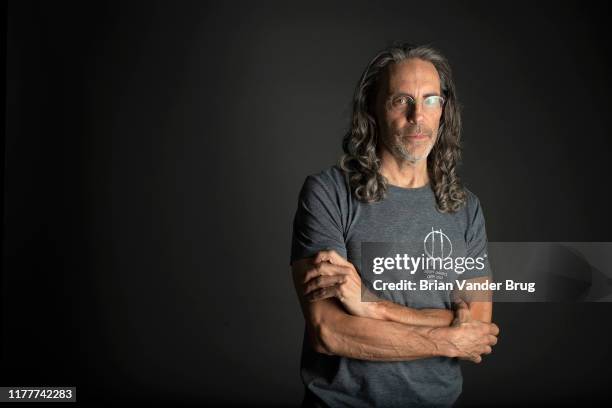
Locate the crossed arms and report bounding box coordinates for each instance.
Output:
[291,249,499,363]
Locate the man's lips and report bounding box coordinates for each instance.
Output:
[405,133,427,140]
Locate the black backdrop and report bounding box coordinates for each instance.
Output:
[2,1,612,405]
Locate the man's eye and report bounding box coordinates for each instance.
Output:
[424,96,443,107]
[394,97,409,105]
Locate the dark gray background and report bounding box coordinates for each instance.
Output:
[2,0,611,405]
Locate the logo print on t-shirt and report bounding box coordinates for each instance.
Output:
[423,227,453,259]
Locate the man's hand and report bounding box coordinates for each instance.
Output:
[431,299,499,363]
[301,249,377,318]
[299,249,500,362]
[292,254,500,362]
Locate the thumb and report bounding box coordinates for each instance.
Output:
[453,299,471,322]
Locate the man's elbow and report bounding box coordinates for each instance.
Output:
[308,319,337,355]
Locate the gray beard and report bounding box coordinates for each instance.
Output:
[391,135,435,164]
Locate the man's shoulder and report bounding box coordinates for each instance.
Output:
[463,186,480,207]
[301,164,350,196]
[460,186,486,225]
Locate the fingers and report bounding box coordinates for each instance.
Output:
[460,327,498,363]
[470,346,491,363]
[306,283,343,302]
[479,323,499,347]
[469,353,482,364]
[303,250,360,303]
[466,346,490,364]
[456,308,470,323]
[453,298,468,311]
[460,352,482,364]
[472,320,499,338]
[471,337,495,363]
[452,299,471,323]
[304,274,346,296]
[303,262,349,284]
[314,249,349,266]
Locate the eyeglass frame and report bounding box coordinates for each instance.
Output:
[384,94,446,114]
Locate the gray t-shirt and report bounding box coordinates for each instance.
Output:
[290,165,492,408]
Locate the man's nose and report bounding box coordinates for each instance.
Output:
[407,102,425,124]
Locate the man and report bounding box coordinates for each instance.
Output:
[289,42,500,408]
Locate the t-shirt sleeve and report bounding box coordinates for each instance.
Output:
[290,174,348,265]
[462,192,493,280]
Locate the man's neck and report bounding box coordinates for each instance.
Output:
[378,149,429,188]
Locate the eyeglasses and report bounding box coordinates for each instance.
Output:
[387,95,445,114]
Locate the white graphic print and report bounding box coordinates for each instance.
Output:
[423,227,453,259]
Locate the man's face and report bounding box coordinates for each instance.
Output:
[375,58,444,164]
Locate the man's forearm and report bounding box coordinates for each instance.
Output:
[295,256,497,362]
[359,286,494,327]
[315,307,457,362]
[365,300,454,327]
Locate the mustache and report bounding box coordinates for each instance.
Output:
[397,125,432,138]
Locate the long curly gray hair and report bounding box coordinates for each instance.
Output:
[339,42,467,213]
